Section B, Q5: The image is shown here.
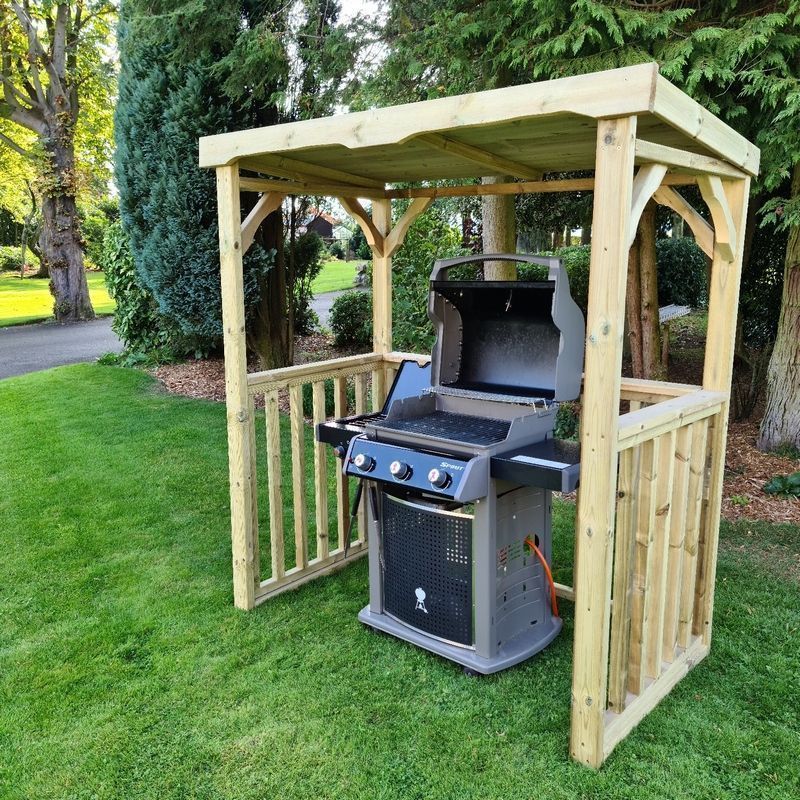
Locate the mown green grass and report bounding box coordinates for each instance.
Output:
[0,271,114,327]
[1,365,798,800]
[311,258,360,294]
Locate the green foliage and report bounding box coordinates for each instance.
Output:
[301,377,356,418]
[655,237,708,307]
[80,198,119,269]
[329,290,372,348]
[518,245,590,316]
[349,226,372,260]
[290,231,325,335]
[554,401,580,441]
[101,220,184,359]
[763,471,800,497]
[0,245,38,273]
[0,207,23,246]
[391,205,466,352]
[329,239,345,259]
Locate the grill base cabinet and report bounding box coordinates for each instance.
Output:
[360,482,561,674]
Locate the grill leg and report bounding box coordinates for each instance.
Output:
[473,484,497,660]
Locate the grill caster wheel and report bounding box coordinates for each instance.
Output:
[462,666,483,678]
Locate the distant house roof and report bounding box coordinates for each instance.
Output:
[301,207,340,228]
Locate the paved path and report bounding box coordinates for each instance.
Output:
[0,317,122,380]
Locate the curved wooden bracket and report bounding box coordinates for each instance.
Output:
[241,192,285,255]
[339,196,385,257]
[652,186,714,259]
[697,175,736,262]
[628,164,668,249]
[383,197,434,257]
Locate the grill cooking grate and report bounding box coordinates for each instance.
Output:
[373,410,510,446]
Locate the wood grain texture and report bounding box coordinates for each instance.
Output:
[334,376,349,552]
[265,389,285,580]
[289,384,308,570]
[216,166,257,610]
[312,381,329,561]
[570,116,637,769]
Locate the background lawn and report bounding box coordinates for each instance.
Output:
[311,258,361,294]
[1,365,798,800]
[0,271,114,327]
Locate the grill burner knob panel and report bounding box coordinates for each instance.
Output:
[390,460,412,480]
[427,468,451,489]
[354,453,375,472]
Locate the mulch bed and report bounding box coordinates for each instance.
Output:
[153,330,799,526]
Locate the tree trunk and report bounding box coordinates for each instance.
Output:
[248,209,292,369]
[758,162,800,451]
[639,201,664,379]
[482,175,516,279]
[626,238,644,378]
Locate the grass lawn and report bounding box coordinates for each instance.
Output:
[0,271,114,327]
[311,258,360,294]
[1,365,799,799]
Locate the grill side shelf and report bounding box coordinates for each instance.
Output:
[491,439,581,493]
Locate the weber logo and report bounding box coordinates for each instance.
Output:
[414,587,428,613]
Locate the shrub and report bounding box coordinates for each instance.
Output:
[655,237,707,307]
[101,220,185,359]
[290,231,325,336]
[517,245,590,316]
[391,205,466,352]
[0,245,39,273]
[330,290,372,348]
[329,239,345,259]
[80,198,118,269]
[350,226,372,260]
[763,471,800,497]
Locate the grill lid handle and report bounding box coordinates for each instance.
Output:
[429,253,561,283]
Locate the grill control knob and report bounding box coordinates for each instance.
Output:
[428,468,451,489]
[353,453,375,472]
[389,460,412,480]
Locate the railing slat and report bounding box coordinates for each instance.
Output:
[608,446,639,712]
[248,394,260,586]
[372,367,385,412]
[265,389,285,580]
[334,376,349,552]
[645,430,676,678]
[662,424,693,662]
[354,372,369,542]
[289,384,308,570]
[628,436,660,696]
[677,418,709,647]
[312,381,329,561]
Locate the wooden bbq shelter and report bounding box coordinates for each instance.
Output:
[199,63,759,768]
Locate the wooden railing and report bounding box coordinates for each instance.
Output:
[603,388,727,756]
[243,351,425,604]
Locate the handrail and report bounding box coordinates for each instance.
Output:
[247,352,384,390]
[617,390,727,450]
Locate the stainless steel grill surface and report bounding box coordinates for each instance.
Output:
[371,410,511,446]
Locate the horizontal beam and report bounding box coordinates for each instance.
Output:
[603,636,709,759]
[619,377,700,402]
[255,543,369,605]
[239,175,387,200]
[384,174,695,200]
[415,133,541,179]
[635,139,747,180]
[247,352,384,390]
[617,390,727,450]
[237,155,385,189]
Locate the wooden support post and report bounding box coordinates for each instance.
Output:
[371,199,392,410]
[334,376,349,552]
[216,165,257,610]
[312,381,329,561]
[570,116,637,769]
[695,177,750,646]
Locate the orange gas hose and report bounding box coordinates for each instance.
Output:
[524,535,559,618]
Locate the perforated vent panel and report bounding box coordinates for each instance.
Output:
[381,493,473,646]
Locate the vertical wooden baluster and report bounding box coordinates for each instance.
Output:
[312,381,329,561]
[645,430,676,679]
[289,384,308,570]
[677,419,709,647]
[662,423,693,661]
[372,367,386,412]
[334,376,349,553]
[248,393,260,586]
[627,436,660,695]
[354,371,369,542]
[265,389,285,580]
[608,445,640,712]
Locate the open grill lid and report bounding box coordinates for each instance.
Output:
[428,254,585,405]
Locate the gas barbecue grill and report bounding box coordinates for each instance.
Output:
[317,254,585,674]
